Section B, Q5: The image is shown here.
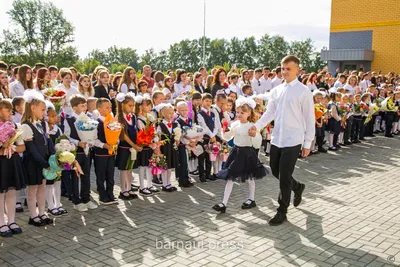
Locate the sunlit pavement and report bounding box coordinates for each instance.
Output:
[1,134,400,267]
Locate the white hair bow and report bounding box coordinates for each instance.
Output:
[235,96,256,109]
[23,89,44,103]
[116,92,136,102]
[155,103,173,112]
[45,100,55,111]
[135,93,150,104]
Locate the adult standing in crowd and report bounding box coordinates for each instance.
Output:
[211,68,228,97]
[249,55,315,226]
[271,67,283,88]
[260,66,272,92]
[140,65,154,90]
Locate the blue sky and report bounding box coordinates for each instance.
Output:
[0,0,332,58]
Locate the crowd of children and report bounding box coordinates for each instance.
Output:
[0,60,399,237]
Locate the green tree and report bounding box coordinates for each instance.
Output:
[268,35,290,69]
[227,37,245,67]
[242,36,258,68]
[3,0,76,66]
[289,39,314,72]
[208,39,229,69]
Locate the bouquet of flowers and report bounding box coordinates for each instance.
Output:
[104,113,122,155]
[185,88,196,101]
[380,97,398,111]
[360,103,370,113]
[148,153,168,176]
[173,127,182,150]
[43,89,66,114]
[375,97,385,108]
[43,136,83,180]
[353,103,361,113]
[205,142,221,161]
[75,113,99,155]
[0,122,23,159]
[182,125,204,139]
[314,104,327,120]
[337,103,351,117]
[137,116,156,147]
[364,104,379,124]
[220,143,231,162]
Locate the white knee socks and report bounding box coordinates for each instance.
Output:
[54,181,61,209]
[222,180,233,205]
[248,180,255,201]
[45,184,55,210]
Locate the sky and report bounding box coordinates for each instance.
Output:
[0,0,332,58]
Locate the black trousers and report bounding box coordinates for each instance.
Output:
[177,145,189,185]
[385,112,395,135]
[61,171,72,197]
[351,116,361,141]
[198,139,212,179]
[270,144,302,214]
[71,153,91,205]
[343,117,353,143]
[94,155,115,202]
[359,117,367,139]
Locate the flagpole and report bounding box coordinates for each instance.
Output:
[203,0,206,67]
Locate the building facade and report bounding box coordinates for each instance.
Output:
[321,0,400,74]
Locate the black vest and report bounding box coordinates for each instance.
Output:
[199,110,215,134]
[23,122,49,161]
[159,122,177,143]
[176,117,192,128]
[120,115,137,147]
[49,127,62,145]
[213,107,224,126]
[66,116,83,153]
[94,119,109,155]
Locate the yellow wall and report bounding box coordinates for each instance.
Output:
[330,0,400,73]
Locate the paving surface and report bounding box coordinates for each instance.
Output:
[1,134,400,267]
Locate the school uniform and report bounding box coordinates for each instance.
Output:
[47,125,62,186]
[22,121,54,185]
[94,115,116,203]
[197,108,220,180]
[115,114,138,170]
[359,102,369,140]
[351,103,362,142]
[0,123,26,193]
[64,113,92,205]
[158,120,178,169]
[176,117,192,186]
[94,85,117,115]
[136,116,153,167]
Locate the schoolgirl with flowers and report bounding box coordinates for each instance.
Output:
[0,100,26,236]
[21,90,55,226]
[213,97,267,213]
[114,92,143,200]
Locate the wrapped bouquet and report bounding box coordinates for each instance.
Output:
[137,116,156,147]
[44,89,66,114]
[75,113,99,155]
[337,103,351,117]
[220,143,231,162]
[360,103,370,113]
[182,125,205,156]
[0,122,23,158]
[104,114,122,155]
[380,97,398,112]
[43,136,83,180]
[173,127,182,150]
[205,143,221,162]
[314,104,327,120]
[364,104,379,124]
[148,153,168,176]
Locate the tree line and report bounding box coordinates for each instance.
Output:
[0,0,326,74]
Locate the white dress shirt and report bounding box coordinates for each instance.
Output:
[333,80,343,88]
[360,80,370,92]
[260,76,272,91]
[222,121,262,149]
[254,79,315,149]
[271,76,283,88]
[228,83,240,94]
[10,81,26,98]
[307,83,318,92]
[172,82,191,99]
[251,78,265,94]
[12,112,22,124]
[63,112,80,146]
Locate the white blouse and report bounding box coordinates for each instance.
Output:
[56,83,80,115]
[172,82,191,99]
[10,81,26,98]
[222,121,262,149]
[21,120,50,141]
[120,83,135,94]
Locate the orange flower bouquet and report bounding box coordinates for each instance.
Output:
[137,116,156,147]
[104,113,122,155]
[314,104,326,120]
